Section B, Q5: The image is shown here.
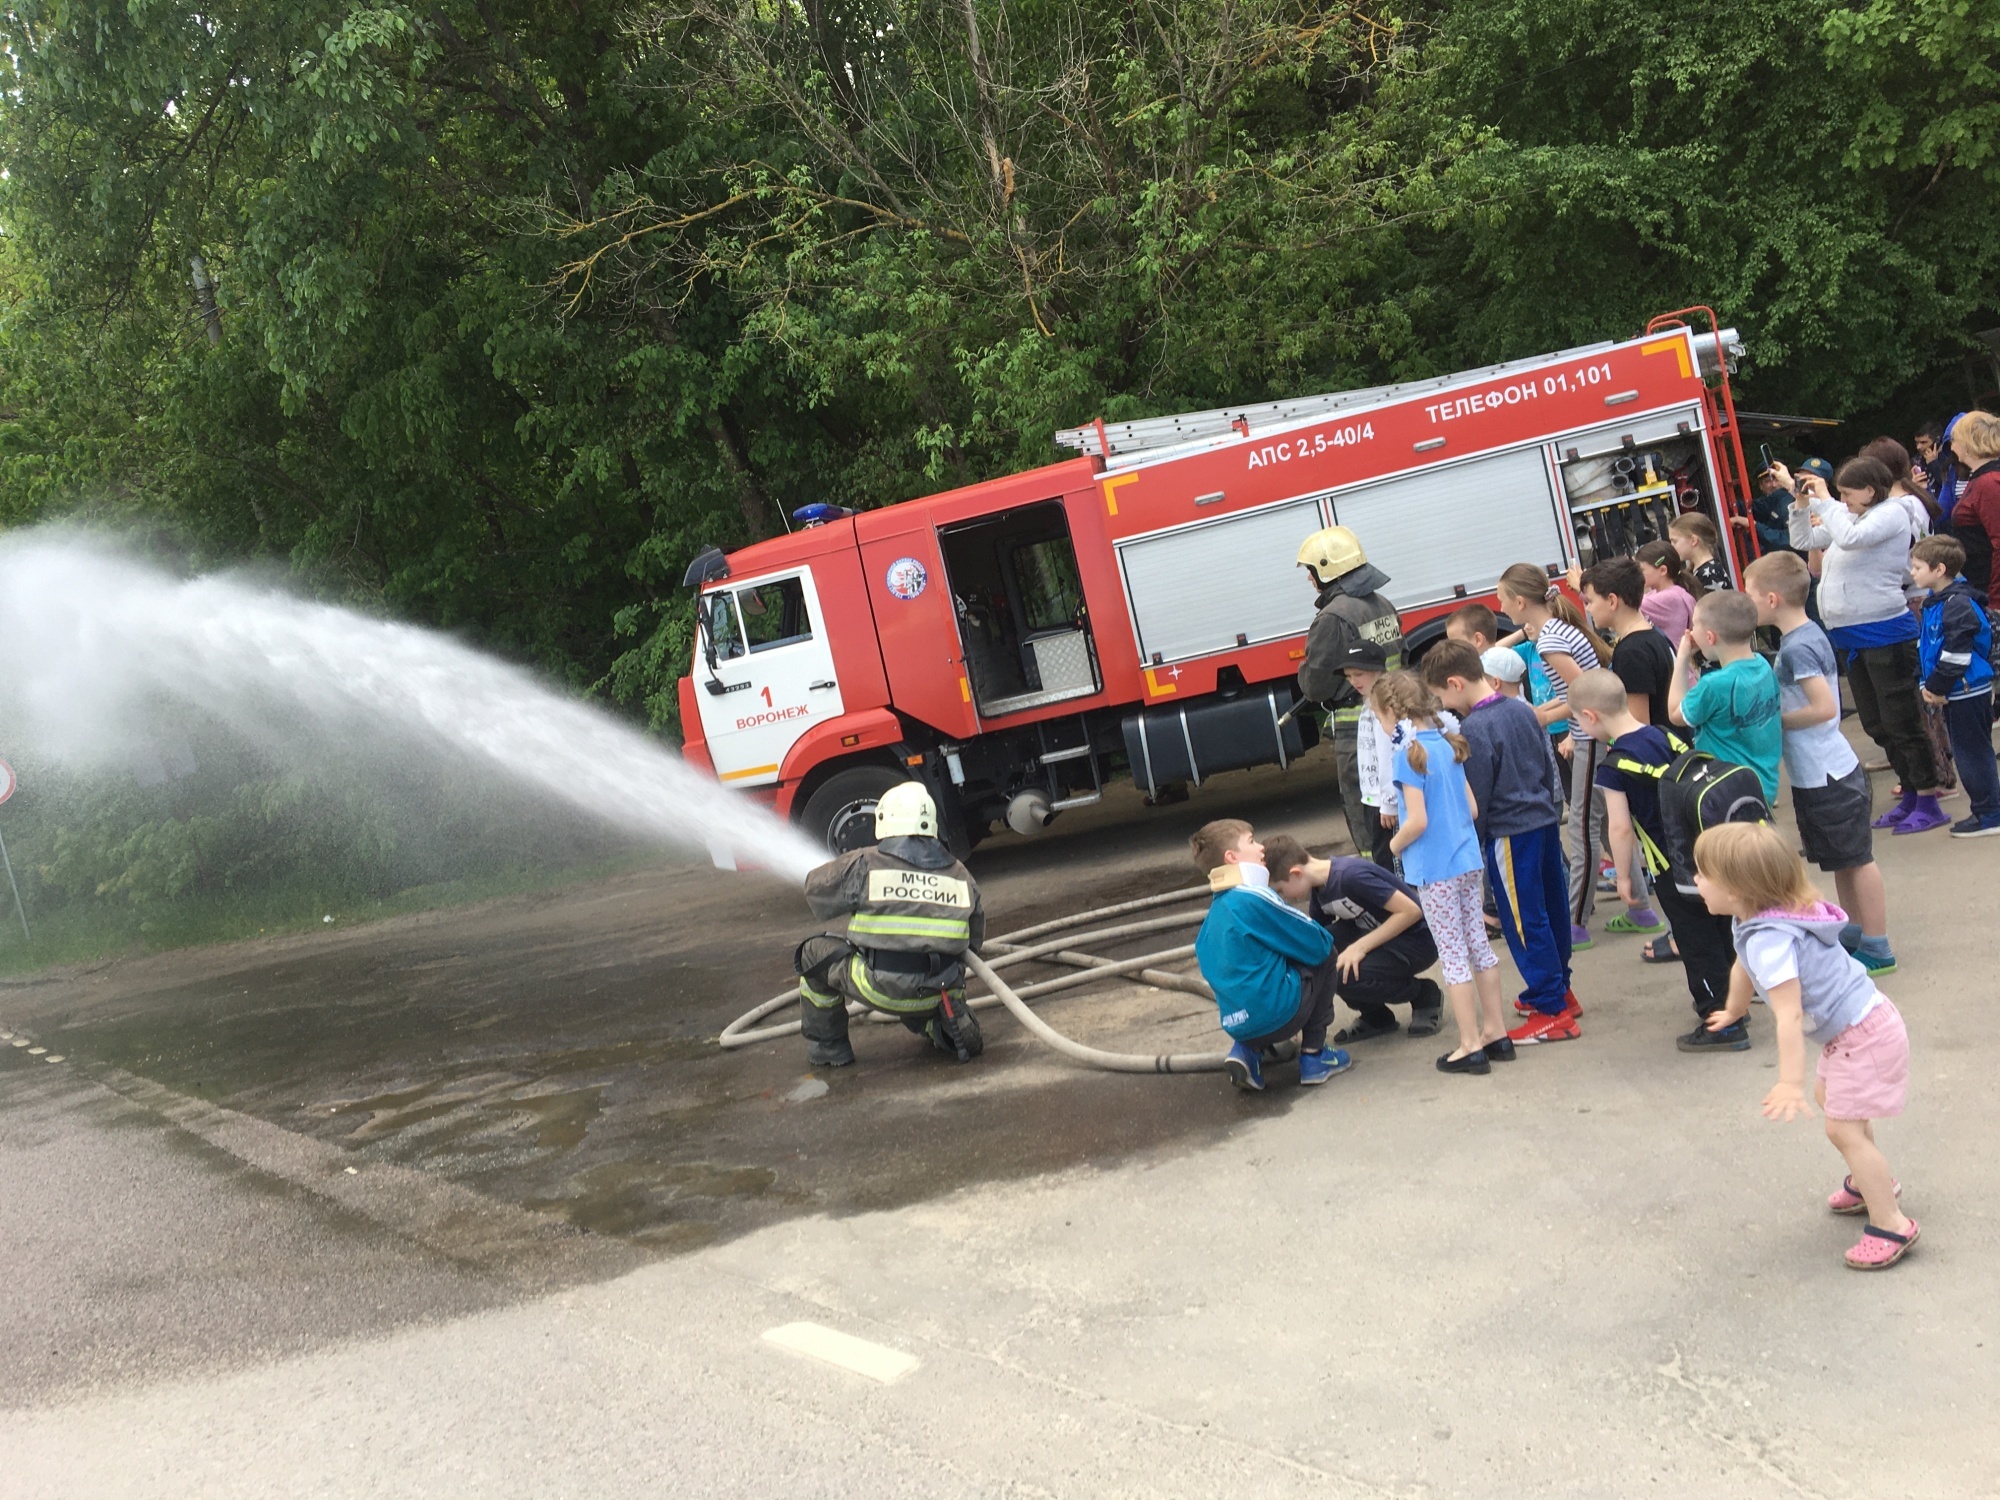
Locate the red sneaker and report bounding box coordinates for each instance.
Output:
[1516,992,1584,1019]
[1506,1011,1581,1045]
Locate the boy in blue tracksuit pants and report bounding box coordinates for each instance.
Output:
[1911,534,2000,836]
[1190,819,1355,1091]
[1422,639,1577,1040]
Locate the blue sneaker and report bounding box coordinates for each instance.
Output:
[1223,1040,1265,1091]
[1297,1047,1352,1086]
[1854,946,1898,977]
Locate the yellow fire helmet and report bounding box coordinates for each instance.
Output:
[1296,525,1367,583]
[873,780,938,840]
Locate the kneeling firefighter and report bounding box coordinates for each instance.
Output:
[1295,526,1403,866]
[793,781,987,1068]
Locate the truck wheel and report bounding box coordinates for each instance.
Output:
[799,766,905,854]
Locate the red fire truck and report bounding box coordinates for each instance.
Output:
[679,309,1762,854]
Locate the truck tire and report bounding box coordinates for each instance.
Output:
[798,765,905,854]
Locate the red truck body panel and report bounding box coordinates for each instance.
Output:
[680,322,1755,831]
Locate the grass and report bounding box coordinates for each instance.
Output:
[0,848,691,978]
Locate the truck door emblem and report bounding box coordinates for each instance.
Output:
[885,557,929,600]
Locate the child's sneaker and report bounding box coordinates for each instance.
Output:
[1678,1019,1750,1051]
[1223,1041,1265,1091]
[1506,1010,1580,1044]
[1854,947,1897,977]
[1297,1047,1352,1086]
[1570,923,1594,951]
[1515,991,1583,1018]
[1604,907,1663,934]
[1949,814,2000,838]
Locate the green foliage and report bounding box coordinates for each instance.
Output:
[1,0,1996,750]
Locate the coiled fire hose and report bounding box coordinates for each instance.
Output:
[718,885,1230,1073]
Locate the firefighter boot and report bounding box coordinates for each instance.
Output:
[923,988,983,1062]
[798,992,855,1068]
[794,934,857,1068]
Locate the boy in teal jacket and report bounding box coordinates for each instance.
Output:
[1190,819,1355,1092]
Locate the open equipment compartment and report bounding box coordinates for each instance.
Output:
[1552,403,1734,579]
[939,500,1102,717]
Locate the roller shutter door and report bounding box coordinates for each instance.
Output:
[1117,496,1325,665]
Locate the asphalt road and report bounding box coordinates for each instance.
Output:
[2,737,1997,1497]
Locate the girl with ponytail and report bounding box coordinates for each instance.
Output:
[1496,563,1607,948]
[1369,672,1504,1074]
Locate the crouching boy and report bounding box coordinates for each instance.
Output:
[794,782,984,1068]
[1190,819,1356,1092]
[1265,833,1444,1042]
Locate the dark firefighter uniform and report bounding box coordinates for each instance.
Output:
[794,813,986,1068]
[1295,526,1403,867]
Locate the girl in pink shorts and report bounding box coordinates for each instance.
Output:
[1693,822,1918,1270]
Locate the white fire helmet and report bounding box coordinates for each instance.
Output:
[1296,525,1367,583]
[873,781,938,840]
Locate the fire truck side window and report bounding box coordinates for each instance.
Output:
[1011,539,1083,632]
[736,577,813,653]
[705,591,747,659]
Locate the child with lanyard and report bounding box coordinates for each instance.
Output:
[1694,822,1919,1270]
[1494,564,1610,953]
[1370,671,1508,1075]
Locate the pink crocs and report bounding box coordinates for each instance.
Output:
[1827,1175,1901,1216]
[1844,1219,1919,1270]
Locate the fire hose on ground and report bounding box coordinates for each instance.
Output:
[718,886,1232,1074]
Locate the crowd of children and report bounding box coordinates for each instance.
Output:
[1185,482,2000,1271]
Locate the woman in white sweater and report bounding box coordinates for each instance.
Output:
[1786,455,1945,834]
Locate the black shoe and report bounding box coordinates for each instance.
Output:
[1677,1020,1750,1053]
[1436,1048,1491,1075]
[807,1038,855,1068]
[1334,1013,1400,1045]
[1483,1037,1517,1062]
[1407,981,1444,1037]
[924,993,983,1062]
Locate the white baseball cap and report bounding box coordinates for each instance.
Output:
[1481,646,1526,684]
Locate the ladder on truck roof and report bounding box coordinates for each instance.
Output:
[1054,329,1742,462]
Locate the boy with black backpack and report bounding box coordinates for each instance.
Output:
[1571,669,1768,1054]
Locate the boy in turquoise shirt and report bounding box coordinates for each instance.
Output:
[1669,590,1784,801]
[1190,819,1355,1093]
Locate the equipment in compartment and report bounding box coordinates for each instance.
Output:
[1559,434,1711,564]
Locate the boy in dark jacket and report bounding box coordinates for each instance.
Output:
[1265,833,1443,1042]
[1911,534,2000,837]
[1422,640,1578,1043]
[1190,819,1355,1092]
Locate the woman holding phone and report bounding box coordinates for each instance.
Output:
[1780,457,1946,834]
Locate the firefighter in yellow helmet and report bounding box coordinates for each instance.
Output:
[793,781,987,1068]
[1296,526,1404,867]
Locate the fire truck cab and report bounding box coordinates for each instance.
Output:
[679,311,1761,855]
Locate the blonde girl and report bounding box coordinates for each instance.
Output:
[1370,672,1506,1075]
[1496,563,1608,948]
[1693,822,1918,1270]
[1668,512,1732,594]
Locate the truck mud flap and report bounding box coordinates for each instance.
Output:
[1121,687,1311,796]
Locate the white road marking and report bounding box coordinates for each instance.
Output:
[26,1047,45,1055]
[9,1039,28,1048]
[761,1322,920,1384]
[43,1055,63,1063]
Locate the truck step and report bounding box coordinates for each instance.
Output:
[1050,792,1103,812]
[1038,746,1093,764]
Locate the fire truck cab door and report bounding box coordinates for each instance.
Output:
[693,567,845,788]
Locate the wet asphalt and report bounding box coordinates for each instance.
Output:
[0,758,1349,1407]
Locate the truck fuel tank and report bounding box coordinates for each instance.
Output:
[1122,686,1312,797]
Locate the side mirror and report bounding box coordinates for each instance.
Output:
[697,597,719,674]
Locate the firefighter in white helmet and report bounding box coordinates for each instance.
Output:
[793,781,987,1068]
[1296,526,1404,867]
